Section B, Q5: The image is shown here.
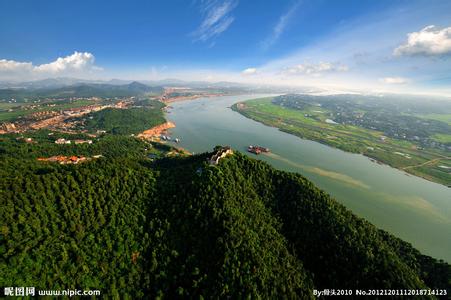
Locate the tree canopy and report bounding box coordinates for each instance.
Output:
[0,136,449,298]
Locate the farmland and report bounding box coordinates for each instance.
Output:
[233,96,451,186]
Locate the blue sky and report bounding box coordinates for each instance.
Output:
[1,0,450,95]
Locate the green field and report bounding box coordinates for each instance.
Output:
[233,98,451,186]
[0,103,21,110]
[416,113,451,125]
[432,133,451,143]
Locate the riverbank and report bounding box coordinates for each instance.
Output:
[138,121,176,139]
[166,94,451,261]
[161,93,227,103]
[232,98,451,186]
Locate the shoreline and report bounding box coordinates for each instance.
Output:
[160,92,248,104]
[137,121,176,139]
[161,93,226,104]
[231,103,450,187]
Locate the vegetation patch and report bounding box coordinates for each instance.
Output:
[417,113,451,126]
[232,96,451,186]
[80,103,165,135]
[432,133,451,143]
[0,136,449,298]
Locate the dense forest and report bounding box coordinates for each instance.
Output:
[0,135,450,298]
[78,102,165,135]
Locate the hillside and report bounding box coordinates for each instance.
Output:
[0,137,449,298]
[78,102,166,135]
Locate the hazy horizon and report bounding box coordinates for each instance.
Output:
[1,0,451,96]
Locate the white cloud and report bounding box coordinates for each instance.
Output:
[35,52,98,73]
[284,62,349,76]
[0,51,101,80]
[0,59,33,73]
[241,67,257,75]
[192,0,238,42]
[394,25,451,56]
[251,2,451,96]
[262,0,301,49]
[379,77,409,84]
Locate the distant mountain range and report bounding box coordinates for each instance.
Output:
[0,81,164,102]
[0,77,319,91]
[0,78,147,89]
[0,77,248,90]
[2,77,449,104]
[0,77,327,102]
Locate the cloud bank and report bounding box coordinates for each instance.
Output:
[0,60,33,73]
[0,52,101,80]
[394,25,451,56]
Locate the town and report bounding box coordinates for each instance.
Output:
[0,98,134,135]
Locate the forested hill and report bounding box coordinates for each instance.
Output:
[0,138,450,298]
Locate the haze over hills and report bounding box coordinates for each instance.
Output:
[0,77,293,91]
[0,78,323,103]
[3,78,451,101]
[0,81,163,102]
[0,78,159,90]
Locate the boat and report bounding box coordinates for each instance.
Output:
[247,145,270,155]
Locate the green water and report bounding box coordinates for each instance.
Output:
[166,94,451,262]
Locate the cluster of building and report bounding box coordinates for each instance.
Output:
[24,110,59,121]
[61,105,106,117]
[0,122,18,134]
[208,146,233,165]
[0,99,133,135]
[37,154,102,165]
[15,136,35,143]
[37,155,88,164]
[55,138,93,145]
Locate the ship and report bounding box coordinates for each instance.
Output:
[247,145,270,155]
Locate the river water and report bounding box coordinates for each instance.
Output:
[165,94,451,262]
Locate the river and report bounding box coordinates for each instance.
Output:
[165,94,451,262]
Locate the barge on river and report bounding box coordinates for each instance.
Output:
[247,145,270,155]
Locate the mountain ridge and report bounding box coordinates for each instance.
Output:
[1,137,449,298]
